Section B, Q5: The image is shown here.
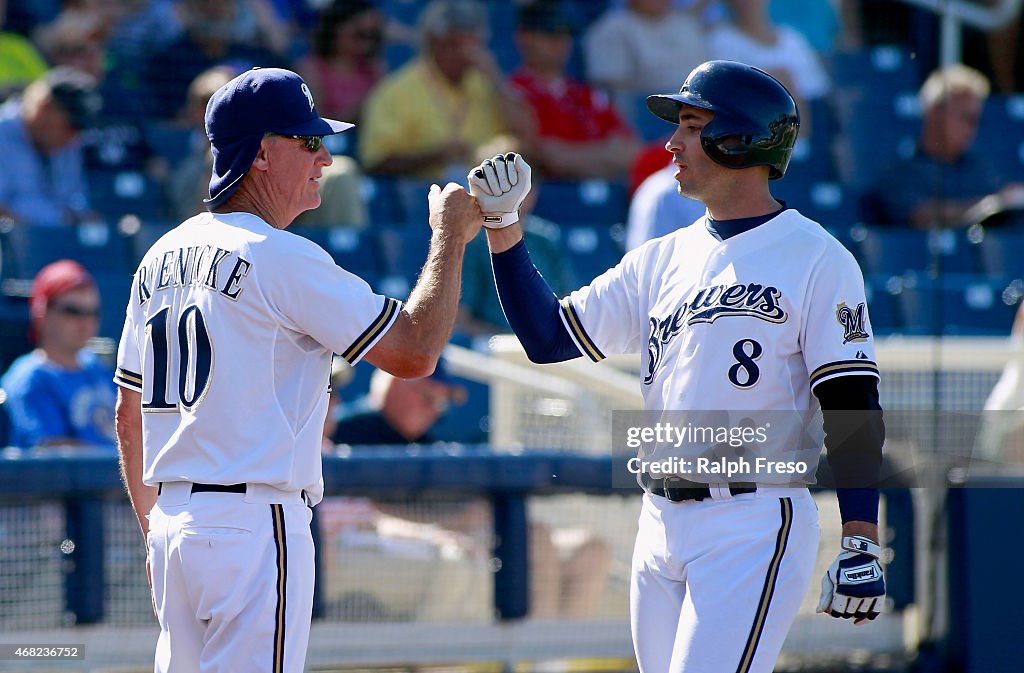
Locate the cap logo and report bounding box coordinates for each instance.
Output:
[300,83,314,111]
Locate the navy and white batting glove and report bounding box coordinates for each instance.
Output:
[467,153,532,229]
[816,535,885,625]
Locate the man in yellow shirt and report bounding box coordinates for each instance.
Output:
[358,0,528,181]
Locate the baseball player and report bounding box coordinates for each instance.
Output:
[471,61,886,673]
[114,68,482,673]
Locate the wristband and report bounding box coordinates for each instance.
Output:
[841,535,881,559]
[482,211,519,229]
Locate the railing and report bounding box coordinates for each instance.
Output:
[901,0,1022,66]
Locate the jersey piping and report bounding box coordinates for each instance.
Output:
[114,367,143,392]
[559,297,605,362]
[341,296,401,364]
[809,359,880,390]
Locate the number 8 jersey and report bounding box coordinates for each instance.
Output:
[559,209,878,421]
[114,212,400,504]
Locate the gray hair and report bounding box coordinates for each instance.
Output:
[919,64,990,111]
[418,0,489,43]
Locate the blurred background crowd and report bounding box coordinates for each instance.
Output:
[1,0,1024,450]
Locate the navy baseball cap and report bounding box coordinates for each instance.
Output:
[204,67,354,210]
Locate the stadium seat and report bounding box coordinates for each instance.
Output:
[533,179,629,224]
[376,224,432,284]
[1,222,131,280]
[836,89,921,191]
[864,276,903,334]
[848,225,978,277]
[290,227,382,282]
[975,94,1024,181]
[87,169,166,223]
[361,176,405,225]
[393,178,434,228]
[969,225,1024,277]
[93,271,134,341]
[830,45,921,96]
[896,273,1019,336]
[561,223,624,281]
[141,122,195,170]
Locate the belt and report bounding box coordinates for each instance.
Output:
[644,477,756,503]
[157,482,246,495]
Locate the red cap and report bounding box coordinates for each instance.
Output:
[29,259,96,332]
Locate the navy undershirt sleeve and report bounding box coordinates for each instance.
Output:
[490,239,582,364]
[814,375,884,524]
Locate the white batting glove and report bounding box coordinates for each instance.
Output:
[467,153,532,229]
[816,535,886,625]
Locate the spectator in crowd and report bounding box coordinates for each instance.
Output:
[166,65,238,222]
[141,0,285,120]
[708,0,830,110]
[458,137,576,336]
[510,0,640,180]
[33,7,109,79]
[1,260,116,450]
[297,0,386,123]
[625,163,706,250]
[0,67,102,227]
[0,0,48,98]
[862,64,1024,229]
[334,359,467,445]
[583,0,709,112]
[358,0,528,181]
[335,362,611,619]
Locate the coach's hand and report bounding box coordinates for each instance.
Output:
[429,182,483,245]
[816,535,885,625]
[467,153,532,229]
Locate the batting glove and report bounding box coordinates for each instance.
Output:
[816,535,885,625]
[467,153,532,229]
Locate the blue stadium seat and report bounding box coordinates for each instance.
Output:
[864,276,903,334]
[290,227,382,282]
[969,225,1024,277]
[848,225,978,277]
[394,178,435,228]
[975,94,1024,181]
[87,169,166,223]
[1,222,131,280]
[830,45,921,95]
[837,89,921,191]
[377,224,432,283]
[362,176,405,225]
[141,122,195,170]
[93,271,134,340]
[561,223,624,281]
[533,179,629,224]
[896,273,1019,336]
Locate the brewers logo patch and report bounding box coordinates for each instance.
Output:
[836,302,869,344]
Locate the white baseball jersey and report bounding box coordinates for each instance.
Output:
[114,212,400,504]
[559,209,878,470]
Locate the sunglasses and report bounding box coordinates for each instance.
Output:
[276,134,325,153]
[51,303,101,318]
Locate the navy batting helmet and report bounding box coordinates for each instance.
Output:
[646,61,800,179]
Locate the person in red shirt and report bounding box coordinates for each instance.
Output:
[510,0,640,179]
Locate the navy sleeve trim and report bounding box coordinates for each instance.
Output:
[559,298,605,362]
[342,297,401,364]
[114,367,143,392]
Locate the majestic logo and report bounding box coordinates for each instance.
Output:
[644,282,787,385]
[300,83,315,111]
[836,302,870,344]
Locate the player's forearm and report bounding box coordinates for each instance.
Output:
[483,222,525,253]
[115,387,156,540]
